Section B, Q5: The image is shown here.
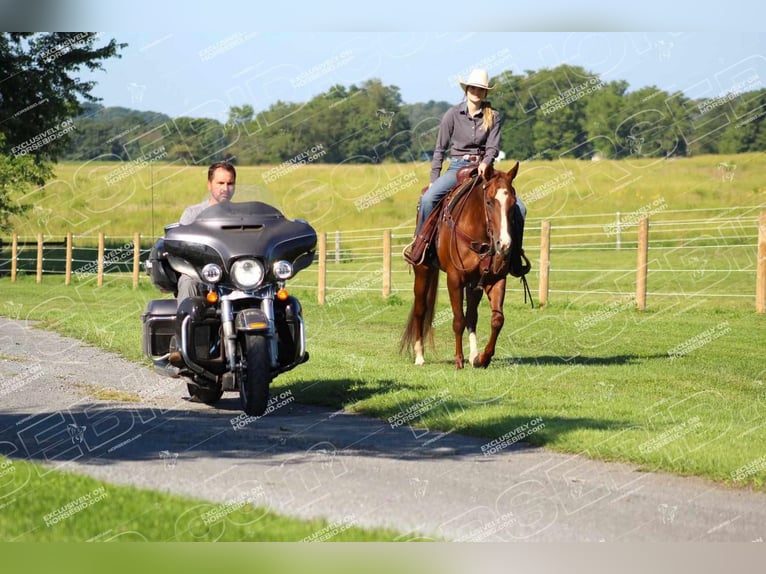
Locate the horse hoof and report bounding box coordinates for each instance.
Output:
[455,358,464,369]
[415,356,425,366]
[472,354,491,368]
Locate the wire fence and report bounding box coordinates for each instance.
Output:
[2,207,765,312]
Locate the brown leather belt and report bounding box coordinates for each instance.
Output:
[454,154,483,162]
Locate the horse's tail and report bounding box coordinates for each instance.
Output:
[399,266,440,355]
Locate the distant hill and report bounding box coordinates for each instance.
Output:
[64,104,172,161]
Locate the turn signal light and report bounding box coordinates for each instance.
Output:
[206,291,219,304]
[276,288,289,301]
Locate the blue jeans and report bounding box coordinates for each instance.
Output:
[416,159,471,235]
[415,160,527,235]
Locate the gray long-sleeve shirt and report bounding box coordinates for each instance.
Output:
[430,102,502,182]
[179,199,212,224]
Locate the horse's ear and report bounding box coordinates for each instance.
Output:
[507,161,520,181]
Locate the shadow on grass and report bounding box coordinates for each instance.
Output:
[418,353,668,368]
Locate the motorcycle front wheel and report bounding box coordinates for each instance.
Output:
[239,334,273,416]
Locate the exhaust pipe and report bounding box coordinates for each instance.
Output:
[153,358,182,378]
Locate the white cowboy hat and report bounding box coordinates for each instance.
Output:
[458,68,494,91]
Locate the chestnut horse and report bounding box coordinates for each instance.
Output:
[401,162,522,369]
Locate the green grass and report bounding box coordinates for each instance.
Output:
[7,153,766,241]
[0,456,404,541]
[2,272,764,491]
[2,154,765,540]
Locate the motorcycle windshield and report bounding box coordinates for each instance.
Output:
[163,201,317,276]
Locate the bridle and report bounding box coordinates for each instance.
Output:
[444,173,510,277]
[442,171,534,306]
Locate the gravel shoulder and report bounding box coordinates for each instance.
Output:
[1,317,765,541]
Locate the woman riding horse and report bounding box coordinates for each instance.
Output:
[403,68,526,265]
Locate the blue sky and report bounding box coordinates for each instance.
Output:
[78,31,766,121]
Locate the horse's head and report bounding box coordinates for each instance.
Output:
[482,161,519,256]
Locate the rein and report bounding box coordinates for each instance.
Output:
[443,175,494,274]
[443,174,535,308]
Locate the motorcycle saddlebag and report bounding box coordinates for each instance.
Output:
[145,239,179,293]
[141,298,178,359]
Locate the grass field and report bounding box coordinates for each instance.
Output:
[7,153,766,241]
[2,272,764,491]
[2,154,765,540]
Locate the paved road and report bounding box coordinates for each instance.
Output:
[1,317,765,541]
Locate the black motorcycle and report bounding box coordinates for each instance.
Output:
[141,201,316,416]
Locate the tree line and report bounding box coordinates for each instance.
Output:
[2,33,765,232]
[61,65,766,167]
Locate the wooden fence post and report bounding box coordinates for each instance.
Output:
[382,230,391,297]
[317,232,326,304]
[539,221,551,307]
[757,211,766,314]
[65,232,73,285]
[615,211,622,251]
[36,233,43,283]
[11,233,18,283]
[636,218,649,311]
[97,232,105,287]
[133,232,141,289]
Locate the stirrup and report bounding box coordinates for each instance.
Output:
[403,239,428,266]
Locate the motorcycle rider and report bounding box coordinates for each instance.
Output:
[176,161,237,301]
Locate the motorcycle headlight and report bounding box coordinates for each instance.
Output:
[273,260,293,280]
[201,263,223,283]
[230,258,264,289]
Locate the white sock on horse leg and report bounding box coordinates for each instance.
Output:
[469,332,479,364]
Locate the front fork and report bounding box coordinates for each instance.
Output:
[220,288,277,371]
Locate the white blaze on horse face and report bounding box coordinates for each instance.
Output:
[494,187,512,250]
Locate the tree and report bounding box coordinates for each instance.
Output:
[227,105,254,126]
[718,90,766,153]
[0,32,125,230]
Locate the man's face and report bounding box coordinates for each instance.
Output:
[207,167,236,204]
